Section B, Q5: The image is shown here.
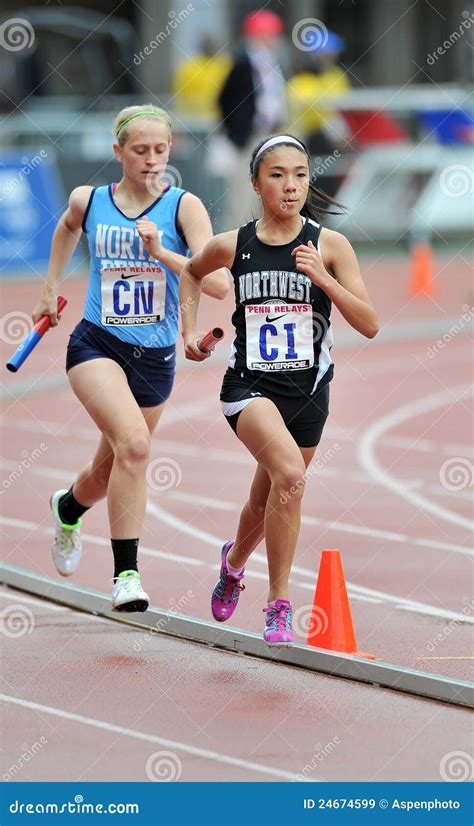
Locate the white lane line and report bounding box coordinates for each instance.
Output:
[168,490,237,512]
[0,694,312,781]
[159,398,217,430]
[0,515,203,569]
[0,514,379,607]
[325,424,474,459]
[3,419,472,507]
[3,514,471,621]
[1,458,470,558]
[154,493,473,558]
[358,385,474,533]
[144,505,474,624]
[302,515,407,544]
[5,413,474,461]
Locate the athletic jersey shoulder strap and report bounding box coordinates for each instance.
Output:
[303,216,323,250]
[235,221,256,258]
[81,187,97,233]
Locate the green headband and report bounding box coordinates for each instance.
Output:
[115,111,169,138]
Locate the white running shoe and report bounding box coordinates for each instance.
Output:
[50,489,82,577]
[112,570,149,613]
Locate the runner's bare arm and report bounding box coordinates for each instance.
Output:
[32,186,92,326]
[178,193,231,299]
[296,228,379,339]
[137,193,230,299]
[180,232,237,361]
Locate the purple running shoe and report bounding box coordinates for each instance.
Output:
[211,540,245,622]
[263,599,294,646]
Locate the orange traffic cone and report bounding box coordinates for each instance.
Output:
[409,241,435,298]
[306,549,376,659]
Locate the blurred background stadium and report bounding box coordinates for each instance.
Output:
[0,0,472,278]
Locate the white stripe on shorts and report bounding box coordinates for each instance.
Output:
[221,397,259,418]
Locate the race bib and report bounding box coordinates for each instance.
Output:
[245,303,315,371]
[100,265,166,326]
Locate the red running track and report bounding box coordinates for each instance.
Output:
[0,252,472,781]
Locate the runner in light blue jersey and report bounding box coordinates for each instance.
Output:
[82,182,188,347]
[32,104,229,610]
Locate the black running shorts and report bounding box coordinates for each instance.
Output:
[220,367,330,448]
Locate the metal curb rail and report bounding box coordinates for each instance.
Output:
[1,564,472,710]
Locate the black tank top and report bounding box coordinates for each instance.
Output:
[227,218,334,397]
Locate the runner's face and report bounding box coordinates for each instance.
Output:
[254,147,309,218]
[114,121,171,189]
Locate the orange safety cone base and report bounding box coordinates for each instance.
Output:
[353,650,377,660]
[306,641,376,660]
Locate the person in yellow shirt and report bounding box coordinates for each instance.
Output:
[287,31,349,156]
[173,35,231,119]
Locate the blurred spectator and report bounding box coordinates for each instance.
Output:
[287,31,350,157]
[172,35,231,118]
[217,10,287,227]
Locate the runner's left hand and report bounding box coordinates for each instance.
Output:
[136,217,162,259]
[291,240,331,289]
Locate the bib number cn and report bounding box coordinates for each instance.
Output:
[100,265,166,325]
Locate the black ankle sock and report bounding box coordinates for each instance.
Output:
[112,538,139,580]
[58,487,90,525]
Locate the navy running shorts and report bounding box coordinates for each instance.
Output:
[66,318,176,408]
[220,368,330,448]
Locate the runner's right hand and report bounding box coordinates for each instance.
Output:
[183,331,212,362]
[32,292,59,326]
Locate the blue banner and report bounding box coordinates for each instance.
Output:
[0,151,79,277]
[0,783,472,824]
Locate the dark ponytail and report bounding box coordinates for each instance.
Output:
[250,133,345,223]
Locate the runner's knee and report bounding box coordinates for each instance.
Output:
[114,431,151,470]
[272,463,306,502]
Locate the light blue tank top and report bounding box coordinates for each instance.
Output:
[82,184,189,346]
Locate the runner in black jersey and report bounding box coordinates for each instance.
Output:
[180,134,379,646]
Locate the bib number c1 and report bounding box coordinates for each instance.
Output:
[245,303,315,371]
